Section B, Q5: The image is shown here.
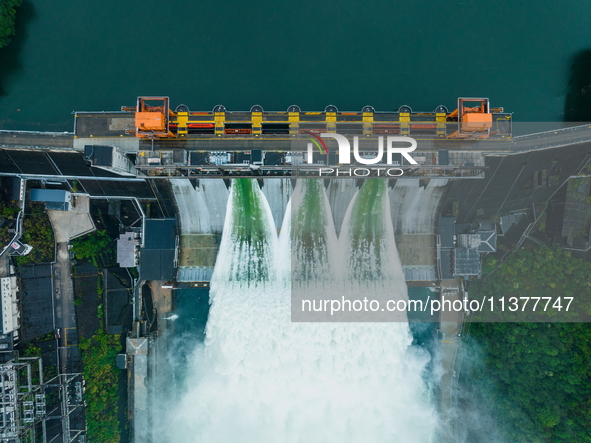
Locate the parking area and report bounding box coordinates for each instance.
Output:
[48,194,95,242]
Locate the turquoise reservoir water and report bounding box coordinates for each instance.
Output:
[168,288,209,372]
[1,1,591,130]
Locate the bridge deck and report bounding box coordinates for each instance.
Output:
[2,122,591,180]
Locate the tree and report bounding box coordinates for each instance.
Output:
[464,246,591,442]
[0,0,22,49]
[16,207,55,265]
[71,230,111,268]
[79,330,122,443]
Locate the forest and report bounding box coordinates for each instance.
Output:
[465,246,591,442]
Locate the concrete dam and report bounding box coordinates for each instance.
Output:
[170,177,448,286]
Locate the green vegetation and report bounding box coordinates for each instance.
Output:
[128,267,138,279]
[71,230,111,268]
[0,200,18,218]
[22,342,41,357]
[44,364,58,381]
[0,200,19,246]
[16,205,55,265]
[21,331,55,357]
[474,246,591,321]
[468,322,591,443]
[79,329,122,443]
[97,275,104,295]
[466,246,591,442]
[0,0,21,49]
[34,330,55,342]
[21,331,56,365]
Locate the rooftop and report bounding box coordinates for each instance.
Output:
[453,248,481,276]
[439,216,456,249]
[140,219,176,281]
[457,231,497,252]
[140,250,175,281]
[84,145,114,167]
[477,231,497,252]
[30,189,71,211]
[144,219,176,250]
[117,232,138,268]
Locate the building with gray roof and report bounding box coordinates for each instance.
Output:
[139,219,177,281]
[453,248,481,276]
[117,232,139,268]
[458,231,497,253]
[30,189,71,211]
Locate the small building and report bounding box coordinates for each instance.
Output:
[18,264,53,342]
[439,216,497,279]
[10,177,24,202]
[84,145,136,176]
[0,277,19,335]
[104,269,133,335]
[453,248,481,276]
[457,231,497,253]
[116,354,127,370]
[30,189,71,211]
[438,149,449,166]
[499,213,525,235]
[438,216,456,249]
[140,219,177,281]
[440,249,454,280]
[117,232,139,268]
[476,231,497,252]
[5,239,33,256]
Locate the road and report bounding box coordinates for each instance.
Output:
[3,121,591,155]
[437,280,465,443]
[53,242,78,372]
[513,124,591,153]
[48,201,95,373]
[0,132,74,149]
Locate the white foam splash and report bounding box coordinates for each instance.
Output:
[158,179,438,442]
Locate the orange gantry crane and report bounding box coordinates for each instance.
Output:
[122,97,177,139]
[447,98,501,139]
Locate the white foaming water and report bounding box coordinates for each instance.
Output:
[160,179,438,442]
